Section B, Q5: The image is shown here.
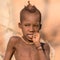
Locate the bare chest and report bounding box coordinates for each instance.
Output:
[14,42,39,60]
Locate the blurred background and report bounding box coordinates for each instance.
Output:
[0,0,60,60]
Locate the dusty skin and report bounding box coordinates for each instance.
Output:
[4,34,50,60]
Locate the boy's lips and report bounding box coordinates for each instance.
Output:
[27,34,33,38]
[28,34,33,35]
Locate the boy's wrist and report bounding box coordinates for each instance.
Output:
[36,46,42,50]
[36,44,42,50]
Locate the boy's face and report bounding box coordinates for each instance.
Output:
[19,13,41,41]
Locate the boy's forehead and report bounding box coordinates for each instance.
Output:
[24,12,40,20]
[23,17,40,24]
[20,11,41,23]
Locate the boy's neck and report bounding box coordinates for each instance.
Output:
[22,36,34,45]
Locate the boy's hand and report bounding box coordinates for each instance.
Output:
[32,32,41,47]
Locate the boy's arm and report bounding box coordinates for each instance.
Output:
[33,33,50,60]
[37,43,50,60]
[43,43,50,60]
[4,36,16,60]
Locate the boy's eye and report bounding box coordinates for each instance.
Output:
[34,25,39,27]
[24,24,39,27]
[24,24,30,26]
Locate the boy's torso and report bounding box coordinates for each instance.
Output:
[12,36,49,60]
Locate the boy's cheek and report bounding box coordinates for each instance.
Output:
[34,28,40,32]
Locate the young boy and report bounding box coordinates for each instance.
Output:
[4,2,50,60]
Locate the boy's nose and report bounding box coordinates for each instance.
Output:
[29,26,34,32]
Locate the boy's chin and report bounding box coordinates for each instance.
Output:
[23,36,33,42]
[27,37,33,42]
[28,39,33,42]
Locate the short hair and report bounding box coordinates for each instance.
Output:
[20,2,41,23]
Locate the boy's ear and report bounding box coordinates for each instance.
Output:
[39,24,42,29]
[18,23,22,28]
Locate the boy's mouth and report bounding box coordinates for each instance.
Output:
[28,34,33,37]
[27,34,33,39]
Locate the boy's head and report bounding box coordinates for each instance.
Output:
[20,2,41,23]
[19,2,42,41]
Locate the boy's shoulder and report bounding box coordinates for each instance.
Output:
[41,42,50,51]
[41,42,50,54]
[44,43,50,50]
[8,36,21,45]
[40,39,50,51]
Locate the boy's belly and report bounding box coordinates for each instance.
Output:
[14,49,39,60]
[14,54,39,60]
